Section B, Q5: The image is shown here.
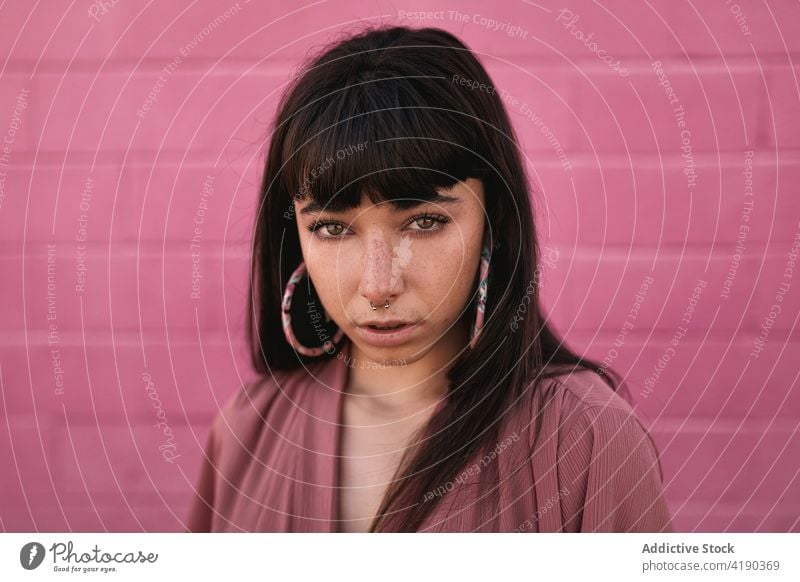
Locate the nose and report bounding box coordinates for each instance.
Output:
[358,233,408,307]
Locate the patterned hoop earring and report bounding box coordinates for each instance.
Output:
[282,261,344,356]
[469,232,492,350]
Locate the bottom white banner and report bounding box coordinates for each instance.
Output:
[1,533,798,581]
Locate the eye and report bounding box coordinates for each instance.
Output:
[307,221,347,238]
[306,212,451,241]
[408,213,451,234]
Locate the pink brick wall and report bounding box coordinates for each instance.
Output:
[1,1,798,532]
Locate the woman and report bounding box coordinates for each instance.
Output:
[186,24,674,533]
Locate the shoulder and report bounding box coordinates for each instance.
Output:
[527,366,639,445]
[208,358,337,451]
[208,370,295,451]
[537,369,672,532]
[527,366,664,481]
[215,374,279,425]
[549,367,634,415]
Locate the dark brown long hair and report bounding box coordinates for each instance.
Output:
[247,24,628,532]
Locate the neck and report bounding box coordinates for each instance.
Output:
[345,316,469,417]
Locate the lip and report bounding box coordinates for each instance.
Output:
[354,321,422,347]
[359,319,413,327]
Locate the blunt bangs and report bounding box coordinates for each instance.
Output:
[279,74,492,213]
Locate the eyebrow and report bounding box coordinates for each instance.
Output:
[298,193,462,216]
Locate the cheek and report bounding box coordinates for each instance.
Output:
[305,259,337,294]
[303,251,351,313]
[417,238,481,306]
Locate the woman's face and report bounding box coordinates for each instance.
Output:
[294,178,486,360]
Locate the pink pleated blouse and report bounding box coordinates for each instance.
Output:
[186,337,674,532]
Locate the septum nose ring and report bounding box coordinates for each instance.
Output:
[369,299,390,310]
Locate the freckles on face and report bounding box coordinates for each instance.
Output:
[293,178,486,334]
[408,224,476,320]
